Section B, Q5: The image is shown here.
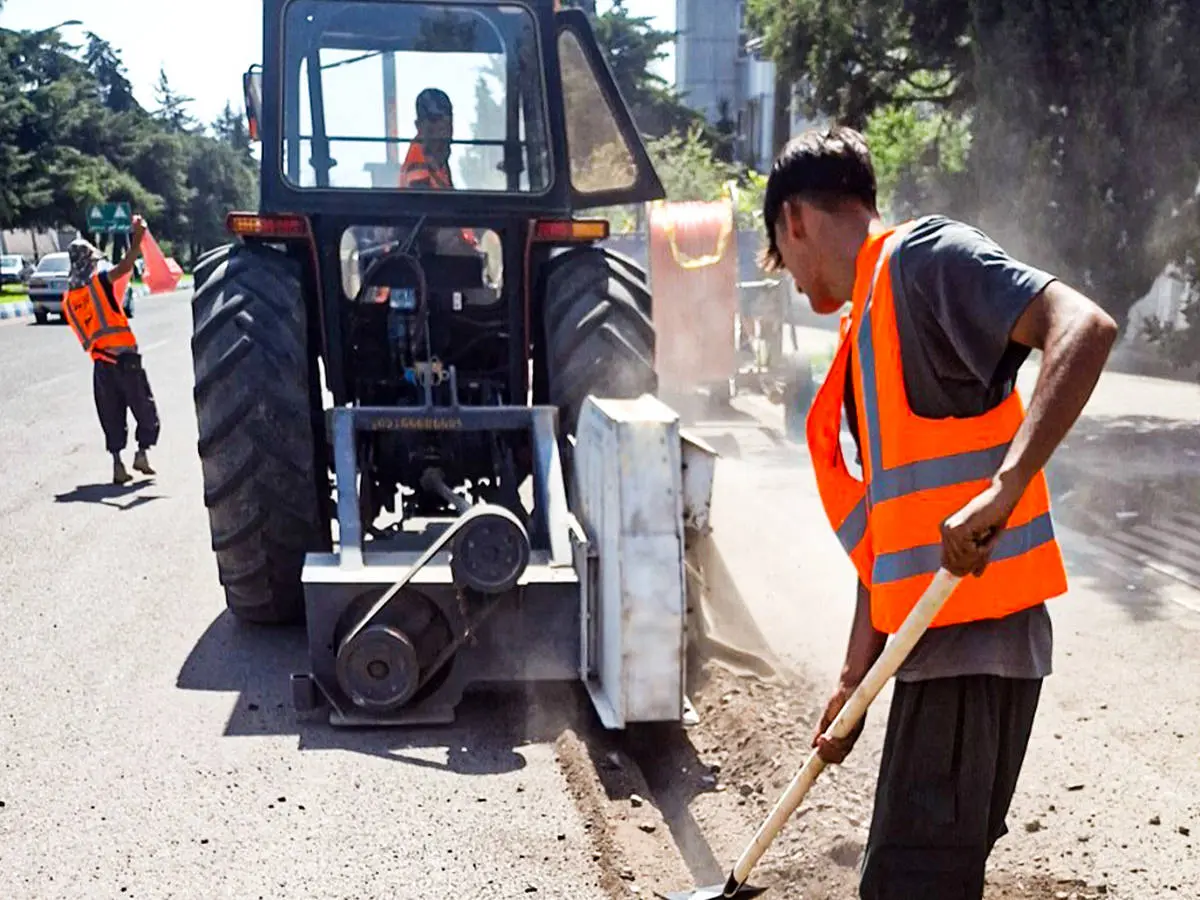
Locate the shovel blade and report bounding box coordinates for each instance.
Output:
[656,884,767,900]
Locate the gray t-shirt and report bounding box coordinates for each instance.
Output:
[847,215,1057,682]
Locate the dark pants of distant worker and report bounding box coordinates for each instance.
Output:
[93,353,160,454]
[859,675,1042,900]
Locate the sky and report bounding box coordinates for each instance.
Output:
[0,0,677,128]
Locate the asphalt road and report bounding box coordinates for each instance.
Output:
[3,296,1197,898]
[0,295,613,900]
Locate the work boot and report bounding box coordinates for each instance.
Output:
[133,449,156,476]
[113,455,133,485]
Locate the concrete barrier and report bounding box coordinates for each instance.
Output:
[0,284,154,322]
[0,300,34,320]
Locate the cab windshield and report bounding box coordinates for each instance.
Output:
[282,0,552,193]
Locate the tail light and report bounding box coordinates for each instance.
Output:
[227,212,309,238]
[532,218,610,243]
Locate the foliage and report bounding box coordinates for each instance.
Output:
[747,0,1200,350]
[747,0,971,131]
[863,74,971,219]
[0,24,257,266]
[460,58,507,191]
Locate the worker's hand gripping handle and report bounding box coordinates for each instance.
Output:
[724,568,963,894]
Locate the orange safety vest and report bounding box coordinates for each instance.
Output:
[63,273,138,363]
[806,221,1068,633]
[400,142,478,249]
[400,141,454,190]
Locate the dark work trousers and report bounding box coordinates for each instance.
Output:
[859,675,1043,900]
[93,354,161,454]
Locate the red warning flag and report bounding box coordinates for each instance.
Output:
[141,228,183,294]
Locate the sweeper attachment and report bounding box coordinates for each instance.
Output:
[292,396,718,727]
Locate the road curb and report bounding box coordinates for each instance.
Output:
[0,300,33,320]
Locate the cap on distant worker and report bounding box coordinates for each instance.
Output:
[68,238,105,266]
[416,88,453,121]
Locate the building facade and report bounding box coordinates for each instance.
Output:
[675,0,777,170]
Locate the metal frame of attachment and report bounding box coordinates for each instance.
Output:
[296,402,583,726]
[328,403,575,571]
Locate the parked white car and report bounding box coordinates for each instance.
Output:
[1,254,34,286]
[27,252,134,325]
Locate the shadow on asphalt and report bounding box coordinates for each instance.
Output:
[176,609,602,775]
[53,480,163,510]
[1046,413,1200,622]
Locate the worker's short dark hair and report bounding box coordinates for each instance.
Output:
[761,125,878,272]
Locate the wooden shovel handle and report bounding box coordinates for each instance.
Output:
[728,568,962,888]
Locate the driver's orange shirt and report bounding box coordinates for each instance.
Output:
[399,141,478,249]
[400,141,453,189]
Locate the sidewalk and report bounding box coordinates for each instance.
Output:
[769,325,1200,590]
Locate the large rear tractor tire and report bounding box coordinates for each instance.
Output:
[191,243,322,625]
[542,246,657,435]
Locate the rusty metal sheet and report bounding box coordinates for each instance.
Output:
[647,198,739,391]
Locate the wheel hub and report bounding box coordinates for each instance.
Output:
[450,508,531,594]
[336,624,420,711]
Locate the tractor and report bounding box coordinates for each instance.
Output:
[189,0,717,728]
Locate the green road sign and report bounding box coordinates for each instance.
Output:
[86,202,133,234]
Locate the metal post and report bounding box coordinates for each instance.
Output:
[383,52,399,166]
[333,408,364,569]
[531,408,572,566]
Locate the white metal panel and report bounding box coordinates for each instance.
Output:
[574,394,687,728]
[680,428,719,539]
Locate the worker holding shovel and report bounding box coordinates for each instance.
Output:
[757,127,1117,899]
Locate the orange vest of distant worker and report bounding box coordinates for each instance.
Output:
[62,273,138,363]
[806,221,1068,633]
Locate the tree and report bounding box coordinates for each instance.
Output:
[213,101,255,168]
[154,67,198,133]
[187,137,257,260]
[747,0,971,131]
[0,22,259,265]
[747,0,1200,330]
[84,32,137,113]
[0,28,43,226]
[459,59,507,191]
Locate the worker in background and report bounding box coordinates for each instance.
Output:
[63,216,160,485]
[400,88,457,190]
[761,126,1117,899]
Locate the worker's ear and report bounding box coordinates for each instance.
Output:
[781,199,806,242]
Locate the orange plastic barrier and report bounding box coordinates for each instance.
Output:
[141,228,183,294]
[647,197,738,392]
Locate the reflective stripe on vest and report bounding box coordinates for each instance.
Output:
[808,222,1068,632]
[63,274,137,361]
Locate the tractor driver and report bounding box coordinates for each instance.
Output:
[400,88,458,190]
[398,87,492,286]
